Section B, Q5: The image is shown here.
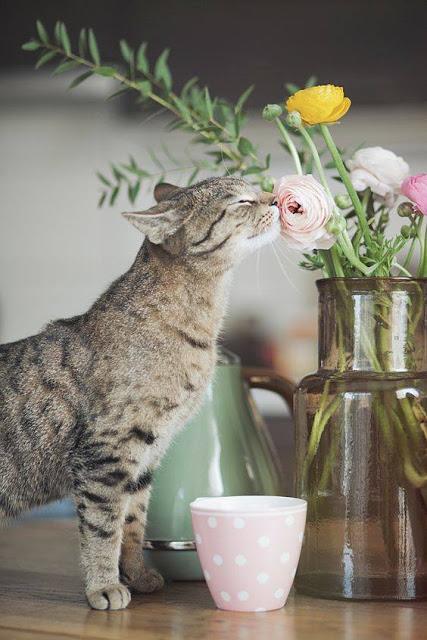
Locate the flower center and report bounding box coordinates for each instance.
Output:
[288,200,304,214]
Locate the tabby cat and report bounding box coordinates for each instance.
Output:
[0,177,279,610]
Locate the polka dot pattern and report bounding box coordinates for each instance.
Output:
[233,517,246,529]
[213,554,223,566]
[257,572,270,584]
[235,554,247,566]
[191,503,306,612]
[257,536,270,548]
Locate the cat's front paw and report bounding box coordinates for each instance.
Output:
[130,567,164,594]
[86,583,131,610]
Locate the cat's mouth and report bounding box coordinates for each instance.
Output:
[244,219,280,251]
[248,206,280,241]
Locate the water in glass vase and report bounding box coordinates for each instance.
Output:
[295,278,427,600]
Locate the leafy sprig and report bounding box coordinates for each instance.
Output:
[23,21,273,205]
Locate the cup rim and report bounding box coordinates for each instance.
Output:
[190,495,307,516]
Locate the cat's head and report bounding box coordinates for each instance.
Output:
[122,177,279,263]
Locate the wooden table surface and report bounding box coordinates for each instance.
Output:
[0,520,426,640]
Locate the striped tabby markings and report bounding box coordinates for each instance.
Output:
[124,471,153,494]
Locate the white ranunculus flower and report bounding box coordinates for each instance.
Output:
[347,146,409,206]
[276,174,336,251]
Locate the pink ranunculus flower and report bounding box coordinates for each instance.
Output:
[401,173,427,215]
[276,174,336,250]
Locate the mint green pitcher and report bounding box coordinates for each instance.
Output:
[143,349,294,580]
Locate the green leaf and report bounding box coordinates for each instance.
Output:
[78,28,87,57]
[88,28,100,65]
[54,21,61,44]
[172,95,192,122]
[235,84,254,113]
[128,181,141,204]
[187,167,200,186]
[112,164,125,182]
[60,23,71,55]
[204,87,213,120]
[68,70,93,89]
[136,42,149,73]
[285,82,300,95]
[119,39,133,63]
[36,21,49,45]
[97,172,112,187]
[181,76,198,99]
[109,186,120,206]
[107,88,129,100]
[305,75,317,88]
[154,48,172,91]
[148,149,165,171]
[238,137,255,156]
[98,191,107,208]
[22,40,40,51]
[94,65,117,77]
[242,165,262,176]
[35,50,56,69]
[53,60,79,75]
[135,80,152,98]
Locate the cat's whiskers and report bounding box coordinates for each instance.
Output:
[270,240,300,293]
[255,245,262,295]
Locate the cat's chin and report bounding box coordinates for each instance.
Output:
[240,220,281,253]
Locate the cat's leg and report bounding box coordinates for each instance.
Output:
[119,486,164,593]
[74,473,132,610]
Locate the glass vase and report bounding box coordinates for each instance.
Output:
[295,278,427,600]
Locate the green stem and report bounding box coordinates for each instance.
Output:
[296,124,369,276]
[392,262,412,277]
[330,247,345,277]
[296,125,331,194]
[361,188,371,215]
[275,118,303,175]
[403,216,423,269]
[338,230,371,276]
[319,124,373,252]
[319,249,334,277]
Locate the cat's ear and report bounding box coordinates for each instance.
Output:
[154,182,181,203]
[122,201,183,244]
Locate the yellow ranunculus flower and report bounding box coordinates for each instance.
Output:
[286,84,351,126]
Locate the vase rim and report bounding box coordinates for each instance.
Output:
[317,277,427,285]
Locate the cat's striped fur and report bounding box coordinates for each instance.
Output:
[0,177,279,609]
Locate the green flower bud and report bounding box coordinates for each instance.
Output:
[379,211,389,225]
[397,201,416,218]
[335,194,352,210]
[401,224,411,239]
[286,110,302,129]
[261,176,275,193]
[326,214,346,235]
[262,104,283,121]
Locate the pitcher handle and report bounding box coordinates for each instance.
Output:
[242,367,295,415]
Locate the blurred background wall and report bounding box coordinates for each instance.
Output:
[1,0,427,415]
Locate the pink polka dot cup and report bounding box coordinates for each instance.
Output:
[190,495,307,612]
